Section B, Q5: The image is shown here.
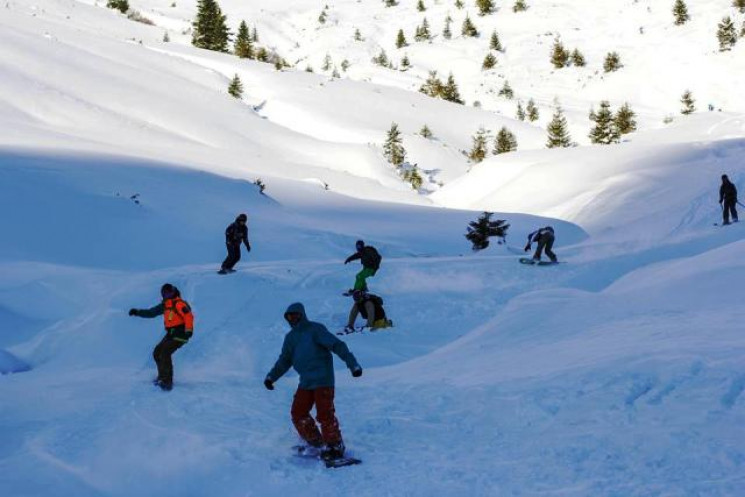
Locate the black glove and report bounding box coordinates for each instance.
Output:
[128,309,138,316]
[524,244,531,253]
[246,244,251,252]
[352,367,362,378]
[264,378,274,390]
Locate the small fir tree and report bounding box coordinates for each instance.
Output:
[396,29,408,48]
[681,90,695,114]
[570,48,586,67]
[442,72,465,104]
[322,53,333,71]
[476,0,495,16]
[420,124,433,138]
[419,71,444,97]
[589,101,620,145]
[251,26,258,42]
[482,52,497,70]
[614,103,637,135]
[526,99,540,121]
[741,20,745,38]
[255,47,269,62]
[331,67,340,78]
[163,31,170,42]
[455,0,464,8]
[415,18,432,41]
[373,48,389,66]
[318,9,327,24]
[546,107,572,148]
[443,15,453,39]
[192,0,230,52]
[489,30,503,51]
[469,127,489,163]
[461,14,479,37]
[734,0,745,14]
[498,81,514,99]
[516,101,526,121]
[513,0,528,13]
[465,212,510,251]
[494,127,518,154]
[717,16,737,51]
[228,74,243,98]
[417,0,426,12]
[354,28,363,41]
[341,59,350,71]
[400,55,411,70]
[551,38,569,68]
[384,123,407,166]
[234,20,254,58]
[107,0,129,14]
[404,166,424,189]
[672,0,690,26]
[384,0,398,6]
[603,51,623,72]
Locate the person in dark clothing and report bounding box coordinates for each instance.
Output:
[524,226,558,263]
[265,303,362,461]
[344,240,382,292]
[129,284,194,391]
[219,213,251,274]
[344,290,392,333]
[720,175,739,225]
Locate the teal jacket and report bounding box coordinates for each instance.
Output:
[266,303,361,389]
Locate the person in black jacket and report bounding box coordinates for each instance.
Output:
[344,240,381,292]
[720,175,739,225]
[219,213,251,274]
[524,226,558,263]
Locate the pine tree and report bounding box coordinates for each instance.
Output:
[163,31,170,42]
[498,81,514,99]
[455,0,464,8]
[717,16,737,51]
[234,20,254,58]
[672,0,690,26]
[384,0,398,6]
[255,47,268,62]
[404,166,424,189]
[589,101,620,145]
[322,53,333,71]
[373,48,389,66]
[489,30,503,51]
[461,14,479,37]
[546,107,572,148]
[383,123,407,166]
[516,101,526,121]
[228,74,243,98]
[354,28,363,41]
[331,67,340,78]
[494,127,518,154]
[107,0,129,13]
[741,20,745,38]
[570,48,586,67]
[442,72,465,104]
[192,0,230,52]
[420,124,433,138]
[513,0,528,12]
[443,15,453,39]
[681,90,695,114]
[551,38,569,68]
[614,103,637,135]
[419,71,444,98]
[482,52,497,70]
[465,212,509,251]
[415,18,431,41]
[476,0,495,16]
[341,59,350,71]
[417,0,426,12]
[603,51,622,72]
[400,55,411,70]
[734,0,745,14]
[251,26,258,42]
[396,29,408,48]
[318,9,327,24]
[469,127,489,163]
[526,99,540,121]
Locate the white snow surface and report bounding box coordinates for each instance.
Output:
[1,0,745,496]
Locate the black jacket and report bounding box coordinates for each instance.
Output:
[345,246,382,270]
[226,221,250,248]
[358,294,386,320]
[720,181,738,203]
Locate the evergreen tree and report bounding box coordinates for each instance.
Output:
[589,101,620,145]
[354,28,363,41]
[417,0,426,12]
[192,0,230,52]
[734,0,745,14]
[482,52,497,70]
[741,20,745,38]
[551,38,569,68]
[396,29,408,48]
[672,0,690,26]
[476,0,495,16]
[401,55,411,70]
[403,166,424,189]
[494,127,518,154]
[489,30,503,51]
[373,48,389,66]
[384,0,398,6]
[469,127,489,163]
[603,51,622,72]
[717,16,737,51]
[341,59,350,71]
[455,0,464,8]
[251,26,259,42]
[442,72,465,104]
[318,9,327,24]
[228,74,243,98]
[322,53,333,71]
[443,15,453,39]
[681,90,695,114]
[415,18,431,41]
[546,107,572,148]
[420,124,433,138]
[331,67,340,78]
[570,48,586,67]
[255,47,268,62]
[465,212,509,251]
[419,71,444,98]
[498,81,514,99]
[234,20,254,58]
[526,99,540,121]
[163,31,170,42]
[107,0,129,14]
[614,103,637,135]
[384,123,407,166]
[461,14,479,37]
[513,0,528,13]
[516,101,526,121]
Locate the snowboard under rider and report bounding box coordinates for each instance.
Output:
[128,283,194,391]
[524,226,558,263]
[219,213,251,274]
[344,240,382,292]
[344,290,392,333]
[720,174,739,225]
[264,303,362,461]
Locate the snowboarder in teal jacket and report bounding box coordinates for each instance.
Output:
[264,302,362,460]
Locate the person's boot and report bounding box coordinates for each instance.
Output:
[321,441,345,461]
[158,379,173,391]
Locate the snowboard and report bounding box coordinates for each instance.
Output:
[519,258,560,266]
[217,268,237,275]
[337,320,394,336]
[292,445,362,469]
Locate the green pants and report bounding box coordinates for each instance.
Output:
[354,267,377,291]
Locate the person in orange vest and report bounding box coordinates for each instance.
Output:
[129,283,194,391]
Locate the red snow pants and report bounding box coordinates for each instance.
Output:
[291,387,342,445]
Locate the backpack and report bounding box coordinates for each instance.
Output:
[368,247,382,269]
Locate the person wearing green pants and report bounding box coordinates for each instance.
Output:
[344,240,382,292]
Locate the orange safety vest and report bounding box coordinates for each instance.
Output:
[163,298,194,332]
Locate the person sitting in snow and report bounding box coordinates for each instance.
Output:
[344,240,381,293]
[720,174,739,225]
[128,283,194,391]
[524,226,558,263]
[264,303,362,461]
[344,290,392,333]
[219,213,251,274]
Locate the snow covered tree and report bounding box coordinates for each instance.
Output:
[734,0,745,14]
[383,123,406,166]
[468,127,489,163]
[373,48,389,66]
[254,47,268,62]
[163,31,170,42]
[251,26,258,42]
[442,73,465,104]
[107,0,129,14]
[396,29,408,48]
[717,16,737,51]
[526,99,540,121]
[322,53,333,71]
[513,0,528,12]
[354,28,363,41]
[461,14,479,37]
[589,101,620,145]
[498,81,514,99]
[476,0,495,16]
[681,90,695,114]
[443,15,453,39]
[331,67,340,78]
[494,127,518,154]
[234,20,254,58]
[455,0,464,8]
[546,107,572,148]
[192,0,231,52]
[741,21,745,38]
[614,103,637,135]
[551,38,569,68]
[318,9,327,24]
[482,52,497,70]
[465,212,509,251]
[228,74,243,98]
[400,55,411,70]
[415,18,432,41]
[603,51,623,72]
[420,124,433,138]
[419,71,444,97]
[403,166,424,189]
[570,48,586,67]
[516,101,526,121]
[384,0,398,6]
[417,0,426,12]
[672,0,690,26]
[341,59,350,71]
[489,30,503,51]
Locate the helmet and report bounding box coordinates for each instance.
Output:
[722,174,729,182]
[237,213,248,222]
[160,283,178,300]
[355,240,365,251]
